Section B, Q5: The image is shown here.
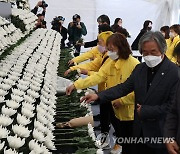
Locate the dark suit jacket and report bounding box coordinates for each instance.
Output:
[164,80,180,146]
[98,57,179,148]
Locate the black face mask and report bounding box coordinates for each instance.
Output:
[147,26,152,31]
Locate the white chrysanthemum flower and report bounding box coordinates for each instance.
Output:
[46,122,55,131]
[12,88,25,96]
[96,149,104,154]
[0,126,10,139]
[33,128,45,142]
[17,114,31,126]
[44,138,56,150]
[12,124,31,138]
[11,94,24,102]
[0,89,8,96]
[6,100,20,109]
[0,96,5,102]
[46,112,54,123]
[0,140,5,150]
[30,84,41,92]
[36,105,46,116]
[22,102,35,111]
[4,147,22,154]
[21,107,34,118]
[7,134,25,149]
[27,89,39,98]
[29,139,43,153]
[24,95,35,104]
[1,105,16,116]
[0,114,13,126]
[88,123,94,136]
[17,84,29,91]
[37,114,48,125]
[0,83,11,91]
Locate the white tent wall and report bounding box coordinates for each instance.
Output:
[29,0,179,46]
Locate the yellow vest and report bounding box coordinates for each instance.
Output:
[74,55,140,120]
[166,35,180,63]
[72,46,102,64]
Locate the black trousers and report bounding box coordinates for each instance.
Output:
[74,44,81,57]
[99,101,133,154]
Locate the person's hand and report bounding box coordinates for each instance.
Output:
[80,94,99,104]
[137,104,142,117]
[166,141,180,154]
[43,7,46,11]
[64,69,71,76]
[77,24,82,29]
[66,84,76,95]
[80,69,88,75]
[36,1,42,7]
[70,22,74,27]
[113,100,122,109]
[68,60,74,66]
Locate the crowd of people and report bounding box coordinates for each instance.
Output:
[31,1,180,154]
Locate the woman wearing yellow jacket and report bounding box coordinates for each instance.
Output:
[66,33,140,153]
[68,46,102,65]
[165,24,180,63]
[64,31,113,91]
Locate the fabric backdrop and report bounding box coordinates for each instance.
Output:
[29,0,180,45]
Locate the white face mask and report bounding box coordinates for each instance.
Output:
[169,32,175,38]
[107,51,119,60]
[143,55,162,68]
[98,45,106,53]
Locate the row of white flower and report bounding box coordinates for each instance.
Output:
[12,8,38,34]
[0,0,30,10]
[0,28,61,153]
[0,16,24,55]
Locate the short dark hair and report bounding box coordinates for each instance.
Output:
[170,24,180,35]
[106,33,132,60]
[97,15,110,25]
[37,14,44,17]
[160,26,170,39]
[73,14,80,20]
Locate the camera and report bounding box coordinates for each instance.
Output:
[73,21,78,26]
[40,0,48,8]
[51,16,65,31]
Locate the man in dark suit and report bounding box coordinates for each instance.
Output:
[80,31,179,154]
[164,81,180,154]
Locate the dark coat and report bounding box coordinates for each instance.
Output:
[164,79,180,146]
[97,57,179,148]
[131,29,147,50]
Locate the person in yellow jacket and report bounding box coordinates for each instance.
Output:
[68,46,102,65]
[66,33,140,153]
[64,31,113,92]
[166,24,180,63]
[68,24,112,66]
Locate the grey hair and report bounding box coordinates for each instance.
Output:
[138,31,167,54]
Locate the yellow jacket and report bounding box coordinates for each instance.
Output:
[72,46,102,64]
[166,35,180,63]
[71,52,110,92]
[74,55,140,120]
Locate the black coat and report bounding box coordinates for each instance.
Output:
[164,79,180,146]
[84,38,98,48]
[97,57,179,148]
[131,30,147,50]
